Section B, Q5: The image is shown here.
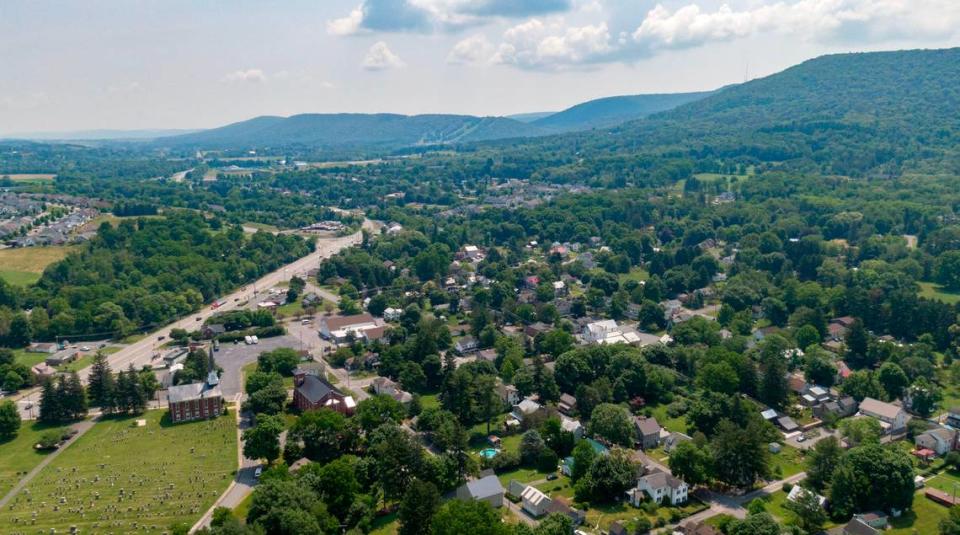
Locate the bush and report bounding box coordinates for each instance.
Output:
[783,482,794,493]
[537,449,559,473]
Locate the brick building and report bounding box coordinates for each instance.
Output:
[293,373,356,415]
[167,370,224,423]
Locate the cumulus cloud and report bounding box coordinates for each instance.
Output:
[487,0,960,70]
[447,34,495,64]
[328,0,574,35]
[222,68,267,83]
[362,41,406,70]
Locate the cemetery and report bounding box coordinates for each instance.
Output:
[0,409,236,533]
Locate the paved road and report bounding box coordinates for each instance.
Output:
[676,472,808,529]
[0,418,97,508]
[282,318,374,400]
[16,224,371,414]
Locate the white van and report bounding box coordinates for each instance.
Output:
[244,335,253,345]
[251,336,259,344]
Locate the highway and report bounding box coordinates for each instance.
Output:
[16,222,374,414]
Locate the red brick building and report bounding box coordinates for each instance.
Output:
[293,373,355,415]
[167,371,224,423]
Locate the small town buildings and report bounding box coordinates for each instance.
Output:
[383,307,402,321]
[512,398,543,423]
[558,393,577,415]
[293,373,355,415]
[45,349,80,367]
[814,396,859,419]
[496,382,520,406]
[777,416,799,433]
[947,407,960,429]
[858,397,908,433]
[629,469,688,506]
[582,319,643,346]
[319,313,380,344]
[635,416,662,450]
[167,371,224,424]
[31,362,56,380]
[371,376,414,404]
[456,475,505,508]
[521,485,552,517]
[915,427,957,456]
[455,336,479,354]
[560,415,584,439]
[27,342,58,354]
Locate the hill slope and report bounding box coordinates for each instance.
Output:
[532,90,716,131]
[159,113,549,150]
[498,48,960,178]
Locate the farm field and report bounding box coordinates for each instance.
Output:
[0,245,75,286]
[1,173,56,181]
[0,409,237,533]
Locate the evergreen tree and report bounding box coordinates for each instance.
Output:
[63,372,88,420]
[88,351,117,412]
[123,364,147,414]
[38,379,61,423]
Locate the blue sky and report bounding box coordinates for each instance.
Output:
[1,0,958,133]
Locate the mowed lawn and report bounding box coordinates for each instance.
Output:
[0,409,237,533]
[918,282,960,304]
[0,245,75,286]
[0,421,63,498]
[889,492,951,534]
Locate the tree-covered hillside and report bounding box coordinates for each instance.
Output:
[531,90,716,131]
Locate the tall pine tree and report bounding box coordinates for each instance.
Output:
[88,352,117,412]
[38,379,60,423]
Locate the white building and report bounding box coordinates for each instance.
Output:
[521,485,552,517]
[629,470,688,506]
[858,397,908,433]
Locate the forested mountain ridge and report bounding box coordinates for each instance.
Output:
[482,47,960,179]
[158,113,550,150]
[531,90,716,131]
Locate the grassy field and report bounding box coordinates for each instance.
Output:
[889,492,951,534]
[0,409,237,533]
[926,470,960,495]
[14,348,47,367]
[242,222,280,233]
[918,282,960,304]
[649,404,689,434]
[0,421,64,498]
[370,512,398,535]
[0,245,75,286]
[768,445,806,479]
[2,174,56,181]
[618,267,649,285]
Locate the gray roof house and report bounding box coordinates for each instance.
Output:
[635,416,662,450]
[456,475,505,508]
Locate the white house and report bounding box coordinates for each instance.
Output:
[455,337,479,354]
[787,485,827,508]
[583,320,621,344]
[560,415,585,439]
[512,398,542,423]
[915,427,957,456]
[383,307,402,321]
[319,313,380,344]
[629,470,688,506]
[858,397,908,433]
[521,485,552,517]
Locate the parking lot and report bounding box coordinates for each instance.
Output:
[213,333,306,397]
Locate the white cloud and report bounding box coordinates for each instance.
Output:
[492,18,614,70]
[328,7,365,36]
[222,68,267,83]
[485,0,960,70]
[362,41,406,70]
[105,82,142,94]
[447,34,495,64]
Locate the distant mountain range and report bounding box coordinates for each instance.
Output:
[154,90,718,151]
[0,128,200,141]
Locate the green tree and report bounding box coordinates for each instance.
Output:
[570,439,598,482]
[711,419,770,488]
[877,362,909,400]
[785,487,828,532]
[520,429,546,466]
[828,443,915,519]
[355,394,405,433]
[430,499,508,535]
[841,370,883,401]
[573,449,637,503]
[243,414,285,463]
[806,436,843,491]
[941,505,960,535]
[795,324,822,350]
[907,377,942,417]
[669,440,712,486]
[0,399,21,440]
[399,479,441,535]
[728,513,781,535]
[839,416,882,446]
[588,403,635,447]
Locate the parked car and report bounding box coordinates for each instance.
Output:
[254,467,262,479]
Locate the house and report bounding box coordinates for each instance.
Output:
[508,480,528,499]
[371,376,414,404]
[456,475,505,508]
[853,512,888,530]
[477,348,498,363]
[383,307,402,321]
[814,396,859,419]
[293,373,355,415]
[558,393,577,415]
[663,431,692,453]
[635,417,662,450]
[27,342,58,354]
[841,517,879,535]
[544,499,585,526]
[520,485,552,517]
[553,280,567,296]
[629,469,688,506]
[915,427,957,456]
[45,349,80,367]
[512,398,543,423]
[293,361,326,380]
[455,337,479,354]
[31,362,56,380]
[301,292,322,307]
[496,382,520,406]
[524,322,552,340]
[202,324,226,338]
[777,416,799,432]
[787,485,827,508]
[319,313,379,343]
[167,371,224,424]
[859,397,908,433]
[560,415,584,439]
[947,407,960,429]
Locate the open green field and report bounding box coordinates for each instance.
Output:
[0,245,75,286]
[2,174,57,181]
[618,267,649,285]
[649,404,689,434]
[13,348,47,367]
[889,492,951,534]
[768,445,806,479]
[0,409,237,533]
[926,470,960,495]
[370,512,399,535]
[918,282,960,304]
[0,421,63,498]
